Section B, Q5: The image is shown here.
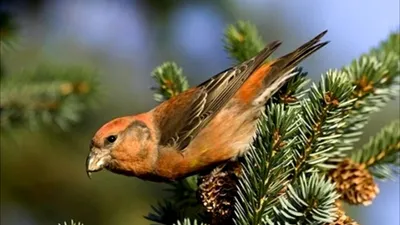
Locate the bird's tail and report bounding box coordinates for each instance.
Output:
[239,30,329,106]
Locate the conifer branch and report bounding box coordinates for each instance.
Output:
[151,62,189,102]
[271,173,339,224]
[147,23,399,225]
[224,21,347,224]
[145,200,188,225]
[351,120,400,179]
[372,32,399,58]
[58,220,84,225]
[174,218,207,225]
[224,21,265,63]
[165,176,199,205]
[331,33,400,161]
[0,66,99,130]
[233,104,299,225]
[293,70,355,174]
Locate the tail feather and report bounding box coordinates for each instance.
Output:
[268,30,328,81]
[252,30,329,105]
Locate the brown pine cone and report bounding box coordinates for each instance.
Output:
[329,159,379,205]
[198,162,241,224]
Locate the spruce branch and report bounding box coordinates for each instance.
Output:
[224,21,265,63]
[58,220,84,225]
[145,200,187,225]
[271,173,339,225]
[293,70,355,174]
[372,32,399,57]
[233,104,298,225]
[146,22,399,225]
[165,176,198,205]
[151,62,189,102]
[331,33,400,161]
[0,65,99,130]
[350,120,400,179]
[174,218,208,225]
[345,54,399,106]
[224,22,345,225]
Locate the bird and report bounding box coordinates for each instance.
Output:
[86,30,329,182]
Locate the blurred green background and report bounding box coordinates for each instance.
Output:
[0,0,399,225]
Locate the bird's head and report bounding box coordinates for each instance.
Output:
[86,114,155,178]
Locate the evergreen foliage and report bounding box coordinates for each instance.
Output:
[351,119,400,179]
[0,11,100,131]
[224,21,264,63]
[233,105,298,225]
[146,20,399,225]
[331,33,400,163]
[271,174,339,225]
[292,70,355,173]
[173,218,207,225]
[1,10,98,225]
[1,66,99,130]
[58,220,84,225]
[151,62,189,102]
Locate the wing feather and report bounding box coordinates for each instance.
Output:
[156,31,329,151]
[157,41,282,150]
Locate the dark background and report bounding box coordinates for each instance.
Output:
[1,0,399,224]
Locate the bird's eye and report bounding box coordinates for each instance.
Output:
[106,135,117,143]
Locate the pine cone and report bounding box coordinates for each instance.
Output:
[327,208,359,225]
[329,159,379,205]
[324,200,359,225]
[198,162,241,224]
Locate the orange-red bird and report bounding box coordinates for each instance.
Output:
[86,31,329,182]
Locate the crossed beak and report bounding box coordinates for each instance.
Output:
[86,147,110,179]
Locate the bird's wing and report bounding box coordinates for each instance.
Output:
[155,41,282,151]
